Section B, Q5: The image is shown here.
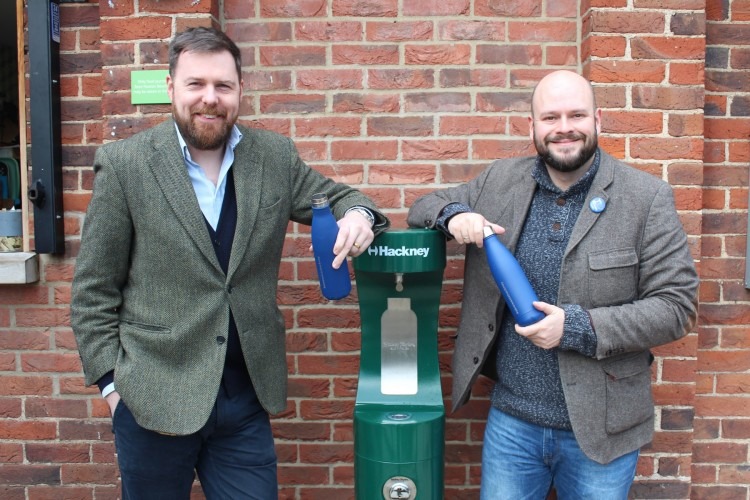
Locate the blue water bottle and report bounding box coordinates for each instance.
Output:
[311,193,352,300]
[482,226,544,326]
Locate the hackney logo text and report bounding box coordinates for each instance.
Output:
[367,245,430,257]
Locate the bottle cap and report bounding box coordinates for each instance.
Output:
[482,226,494,238]
[312,193,329,208]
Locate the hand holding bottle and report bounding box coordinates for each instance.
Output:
[514,301,564,349]
[481,225,545,326]
[331,210,375,268]
[312,194,352,300]
[447,212,504,246]
[308,210,374,270]
[311,194,376,300]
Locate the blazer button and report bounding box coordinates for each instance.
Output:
[488,324,494,332]
[216,336,226,344]
[425,219,432,226]
[226,284,233,294]
[473,356,479,364]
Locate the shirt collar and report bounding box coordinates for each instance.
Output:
[174,123,243,163]
[532,148,600,196]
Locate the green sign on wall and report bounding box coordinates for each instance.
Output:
[131,70,170,105]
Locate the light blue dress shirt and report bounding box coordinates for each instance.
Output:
[176,124,243,230]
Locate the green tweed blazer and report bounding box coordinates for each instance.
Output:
[71,119,387,435]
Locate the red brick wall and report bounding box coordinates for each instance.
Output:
[698,0,750,498]
[0,0,746,498]
[583,1,706,498]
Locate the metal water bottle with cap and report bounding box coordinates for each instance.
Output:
[311,193,352,300]
[482,226,544,326]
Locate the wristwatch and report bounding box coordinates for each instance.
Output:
[346,206,375,227]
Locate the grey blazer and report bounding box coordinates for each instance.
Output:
[71,120,387,435]
[407,150,698,464]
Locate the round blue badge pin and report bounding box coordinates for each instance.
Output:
[589,197,606,213]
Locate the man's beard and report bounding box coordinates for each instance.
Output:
[174,105,234,151]
[534,129,598,173]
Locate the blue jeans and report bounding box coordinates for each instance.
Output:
[113,383,277,500]
[481,407,638,500]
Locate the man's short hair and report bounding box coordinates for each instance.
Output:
[168,27,242,80]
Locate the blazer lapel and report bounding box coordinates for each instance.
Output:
[476,164,537,292]
[227,128,264,280]
[565,150,615,256]
[504,170,538,252]
[148,120,222,272]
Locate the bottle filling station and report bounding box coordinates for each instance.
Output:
[353,229,446,499]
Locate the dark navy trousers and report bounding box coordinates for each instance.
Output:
[112,383,277,499]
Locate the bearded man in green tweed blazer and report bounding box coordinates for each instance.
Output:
[71,27,388,499]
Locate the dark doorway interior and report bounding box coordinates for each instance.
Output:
[0,0,19,210]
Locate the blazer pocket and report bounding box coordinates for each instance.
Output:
[120,320,170,333]
[588,248,638,307]
[256,197,282,221]
[117,321,173,376]
[603,352,654,435]
[115,321,176,387]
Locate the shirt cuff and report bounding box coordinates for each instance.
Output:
[559,305,597,357]
[96,370,115,396]
[436,203,472,237]
[101,382,116,398]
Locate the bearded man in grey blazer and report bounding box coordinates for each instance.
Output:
[71,27,388,499]
[408,70,698,499]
